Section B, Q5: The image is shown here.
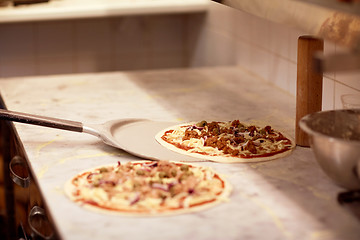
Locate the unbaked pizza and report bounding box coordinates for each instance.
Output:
[155,120,295,163]
[64,160,231,216]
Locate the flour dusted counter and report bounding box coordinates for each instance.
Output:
[0,67,359,240]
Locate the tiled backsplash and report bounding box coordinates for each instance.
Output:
[0,1,359,111]
[204,2,360,111]
[0,14,194,76]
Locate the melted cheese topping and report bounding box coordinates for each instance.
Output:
[67,161,230,215]
[161,121,294,158]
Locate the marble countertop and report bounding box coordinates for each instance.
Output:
[0,0,209,23]
[0,66,359,240]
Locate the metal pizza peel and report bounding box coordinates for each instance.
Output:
[0,109,204,162]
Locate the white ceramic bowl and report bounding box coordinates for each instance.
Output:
[299,109,360,190]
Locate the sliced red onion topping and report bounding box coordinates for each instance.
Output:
[142,161,158,168]
[98,180,117,186]
[129,192,140,205]
[87,172,99,179]
[152,183,169,191]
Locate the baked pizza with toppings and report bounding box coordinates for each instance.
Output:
[155,120,295,163]
[64,160,231,216]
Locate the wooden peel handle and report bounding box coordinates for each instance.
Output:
[295,36,324,147]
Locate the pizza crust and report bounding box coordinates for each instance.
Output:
[155,121,295,163]
[64,161,232,216]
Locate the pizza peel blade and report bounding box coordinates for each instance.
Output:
[0,109,205,162]
[86,119,207,162]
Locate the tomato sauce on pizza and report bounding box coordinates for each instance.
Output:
[156,120,295,163]
[65,160,231,216]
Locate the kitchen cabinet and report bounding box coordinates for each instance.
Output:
[0,66,359,239]
[1,97,60,240]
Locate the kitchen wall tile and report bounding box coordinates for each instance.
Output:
[288,28,306,63]
[0,58,37,77]
[75,18,115,56]
[186,25,205,67]
[251,14,270,50]
[114,52,149,71]
[235,40,252,71]
[322,76,335,110]
[323,40,336,79]
[37,56,74,75]
[206,1,236,38]
[208,30,236,66]
[114,17,149,56]
[288,61,297,96]
[267,54,289,93]
[187,27,235,67]
[234,9,253,43]
[74,18,117,73]
[184,13,207,67]
[76,54,116,73]
[185,3,236,68]
[268,21,290,60]
[191,27,217,67]
[148,50,186,69]
[0,22,35,60]
[35,21,75,58]
[207,30,236,66]
[229,7,356,111]
[249,46,270,82]
[335,71,360,91]
[114,15,189,70]
[1,2,359,114]
[144,14,185,53]
[334,81,360,109]
[115,14,188,57]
